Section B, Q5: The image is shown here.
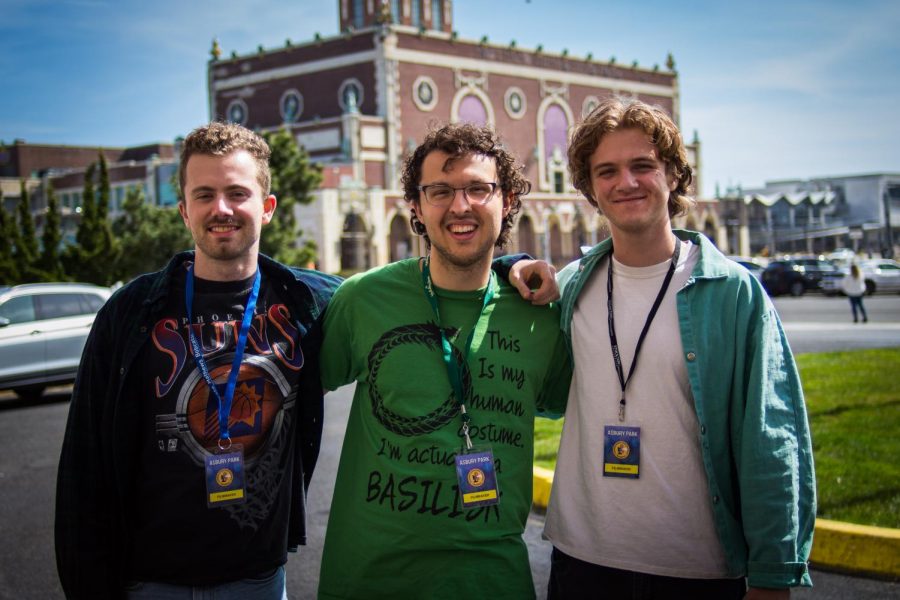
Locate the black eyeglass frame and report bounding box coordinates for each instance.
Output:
[415,182,500,206]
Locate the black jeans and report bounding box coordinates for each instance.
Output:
[548,547,746,600]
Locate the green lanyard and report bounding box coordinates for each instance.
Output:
[420,256,496,449]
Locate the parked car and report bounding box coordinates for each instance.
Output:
[726,256,765,281]
[0,283,111,399]
[761,257,843,296]
[858,259,900,294]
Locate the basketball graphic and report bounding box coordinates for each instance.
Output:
[184,361,283,457]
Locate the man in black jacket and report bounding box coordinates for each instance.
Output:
[55,122,340,599]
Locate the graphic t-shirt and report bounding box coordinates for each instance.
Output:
[127,264,306,584]
[317,258,572,600]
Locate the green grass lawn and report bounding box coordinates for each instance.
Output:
[534,347,900,529]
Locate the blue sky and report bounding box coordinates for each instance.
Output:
[2,0,898,196]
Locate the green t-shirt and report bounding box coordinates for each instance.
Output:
[318,258,571,599]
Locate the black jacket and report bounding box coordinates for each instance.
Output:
[54,252,340,599]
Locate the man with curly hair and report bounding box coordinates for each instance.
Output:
[317,123,572,599]
[510,98,815,599]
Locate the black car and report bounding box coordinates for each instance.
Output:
[761,258,843,297]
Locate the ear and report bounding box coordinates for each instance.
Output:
[502,192,512,218]
[177,201,189,226]
[666,167,678,192]
[261,195,277,225]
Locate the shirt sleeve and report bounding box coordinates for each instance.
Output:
[319,277,360,392]
[536,307,572,418]
[739,305,816,588]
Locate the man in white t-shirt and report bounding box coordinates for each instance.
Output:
[510,98,815,599]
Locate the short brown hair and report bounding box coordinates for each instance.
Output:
[568,98,693,217]
[179,122,271,200]
[400,122,530,248]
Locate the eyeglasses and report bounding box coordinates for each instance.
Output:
[416,182,499,206]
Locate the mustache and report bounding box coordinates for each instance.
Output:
[205,217,241,226]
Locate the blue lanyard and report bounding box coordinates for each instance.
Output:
[420,256,496,449]
[185,265,261,446]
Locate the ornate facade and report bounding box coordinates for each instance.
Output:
[207,0,705,272]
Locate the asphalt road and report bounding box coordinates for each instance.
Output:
[0,295,897,599]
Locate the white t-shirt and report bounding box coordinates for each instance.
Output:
[544,240,732,579]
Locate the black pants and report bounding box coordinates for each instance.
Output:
[548,547,746,600]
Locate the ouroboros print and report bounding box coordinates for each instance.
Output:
[367,323,471,436]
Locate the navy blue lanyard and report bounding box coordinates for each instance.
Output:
[607,240,680,422]
[185,265,261,446]
[420,256,496,449]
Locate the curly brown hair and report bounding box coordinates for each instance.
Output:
[568,98,694,217]
[179,122,272,201]
[400,122,530,248]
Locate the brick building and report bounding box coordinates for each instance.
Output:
[0,140,178,245]
[207,0,713,272]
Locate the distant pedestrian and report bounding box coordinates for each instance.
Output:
[841,263,868,323]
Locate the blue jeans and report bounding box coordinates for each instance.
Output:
[125,565,287,600]
[849,295,868,322]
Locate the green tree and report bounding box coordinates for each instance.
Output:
[260,128,322,266]
[0,187,20,283]
[14,180,41,281]
[97,151,110,223]
[112,186,192,282]
[66,160,118,285]
[38,182,66,280]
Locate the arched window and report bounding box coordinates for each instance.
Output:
[549,217,564,266]
[389,214,412,261]
[543,104,567,166]
[517,215,536,257]
[458,94,488,127]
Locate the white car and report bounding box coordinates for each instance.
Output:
[859,259,900,294]
[0,283,111,399]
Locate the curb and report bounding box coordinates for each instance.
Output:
[532,466,900,580]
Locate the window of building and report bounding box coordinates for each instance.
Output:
[338,79,364,112]
[412,76,438,111]
[553,171,564,193]
[504,87,526,119]
[431,0,442,29]
[458,94,488,127]
[353,0,365,28]
[542,104,568,166]
[391,0,401,23]
[582,96,600,118]
[226,99,248,125]
[411,0,422,28]
[280,89,304,123]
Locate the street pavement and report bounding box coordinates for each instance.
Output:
[0,295,897,598]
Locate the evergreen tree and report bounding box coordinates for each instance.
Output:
[65,160,117,285]
[112,187,192,282]
[14,180,40,281]
[39,182,66,280]
[0,187,20,283]
[97,151,110,223]
[260,128,322,266]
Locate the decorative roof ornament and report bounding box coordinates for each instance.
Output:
[210,38,222,61]
[666,52,676,72]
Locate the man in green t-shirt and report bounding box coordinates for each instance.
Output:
[318,123,572,599]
